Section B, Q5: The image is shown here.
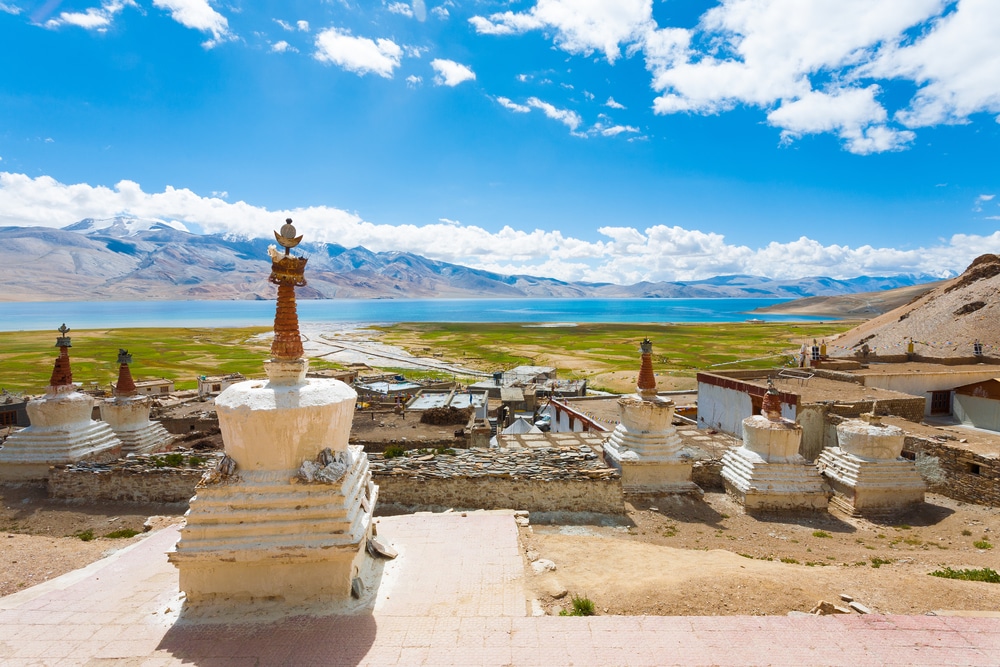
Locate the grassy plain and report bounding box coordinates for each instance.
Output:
[376,321,855,392]
[1,321,855,395]
[0,327,275,394]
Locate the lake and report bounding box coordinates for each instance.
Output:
[0,298,820,332]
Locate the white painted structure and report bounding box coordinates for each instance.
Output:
[0,385,121,480]
[100,396,173,455]
[817,415,925,515]
[858,367,1000,416]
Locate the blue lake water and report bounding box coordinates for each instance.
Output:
[0,298,821,332]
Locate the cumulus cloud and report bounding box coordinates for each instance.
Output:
[431,6,449,19]
[44,0,135,32]
[387,2,412,17]
[431,59,476,86]
[152,0,233,48]
[270,40,295,54]
[0,171,993,282]
[473,0,1000,154]
[314,28,403,78]
[470,0,654,63]
[297,20,309,32]
[605,96,625,109]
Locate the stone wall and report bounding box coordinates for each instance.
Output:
[47,451,218,503]
[902,436,1000,507]
[376,476,623,514]
[827,398,926,423]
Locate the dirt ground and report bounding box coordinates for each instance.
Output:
[3,482,998,617]
[0,485,185,597]
[521,491,1000,617]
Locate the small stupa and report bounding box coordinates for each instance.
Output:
[0,325,121,480]
[602,339,699,495]
[99,349,173,455]
[170,220,379,607]
[817,411,925,516]
[721,380,828,512]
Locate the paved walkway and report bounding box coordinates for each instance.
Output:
[1,512,998,666]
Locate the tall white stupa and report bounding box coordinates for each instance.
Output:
[0,325,121,480]
[170,220,378,606]
[99,349,173,455]
[602,339,700,495]
[721,380,828,512]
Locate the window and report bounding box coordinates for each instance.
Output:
[160,386,169,394]
[0,411,16,426]
[212,384,221,392]
[930,391,951,415]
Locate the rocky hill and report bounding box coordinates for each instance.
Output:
[1,217,943,302]
[827,254,1000,358]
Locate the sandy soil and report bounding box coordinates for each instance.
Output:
[5,482,997,617]
[521,492,1000,617]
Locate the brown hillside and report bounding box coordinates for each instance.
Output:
[828,254,1000,359]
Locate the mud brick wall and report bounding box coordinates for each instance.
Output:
[827,398,925,423]
[375,476,624,514]
[903,436,1000,507]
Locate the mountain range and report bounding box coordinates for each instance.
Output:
[1,216,946,302]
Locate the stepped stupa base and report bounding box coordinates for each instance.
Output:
[721,448,828,512]
[817,447,925,516]
[603,443,701,495]
[170,447,378,605]
[101,398,173,455]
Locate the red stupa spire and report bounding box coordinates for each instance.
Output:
[49,324,74,387]
[269,218,307,361]
[637,338,657,398]
[115,349,137,397]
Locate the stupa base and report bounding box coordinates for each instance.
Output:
[0,422,122,481]
[818,447,925,516]
[721,448,829,512]
[604,445,700,495]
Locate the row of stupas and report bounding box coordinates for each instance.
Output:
[0,326,173,480]
[608,342,925,518]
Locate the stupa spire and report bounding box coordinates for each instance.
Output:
[637,338,657,398]
[268,218,308,362]
[114,349,137,397]
[761,378,782,422]
[49,323,74,387]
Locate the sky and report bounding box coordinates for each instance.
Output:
[1,0,999,284]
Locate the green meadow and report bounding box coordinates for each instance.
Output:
[0,321,854,395]
[376,321,854,391]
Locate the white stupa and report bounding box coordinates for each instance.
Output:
[603,339,700,495]
[0,325,121,481]
[818,412,925,516]
[721,380,828,511]
[99,349,173,455]
[170,220,378,607]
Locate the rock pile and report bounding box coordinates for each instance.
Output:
[369,445,619,481]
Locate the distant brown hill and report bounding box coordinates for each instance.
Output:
[752,282,942,319]
[825,254,1000,359]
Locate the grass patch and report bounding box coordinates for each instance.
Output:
[780,557,799,564]
[894,524,912,530]
[383,445,406,459]
[75,529,95,542]
[812,530,832,538]
[559,596,596,616]
[961,529,973,536]
[0,327,271,394]
[929,567,1000,583]
[973,540,993,550]
[662,525,678,538]
[104,528,140,539]
[903,537,923,546]
[870,557,893,569]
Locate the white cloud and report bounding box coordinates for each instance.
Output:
[470,0,655,63]
[274,18,293,31]
[431,6,449,19]
[0,3,21,15]
[974,194,996,212]
[526,97,582,132]
[605,96,625,109]
[516,74,530,82]
[270,40,295,54]
[431,59,476,86]
[152,0,233,48]
[297,20,309,32]
[387,2,412,18]
[597,124,639,137]
[0,171,994,282]
[497,97,531,113]
[44,0,135,33]
[406,75,423,88]
[473,0,1000,154]
[314,28,403,78]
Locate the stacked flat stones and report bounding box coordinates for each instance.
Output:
[369,445,618,481]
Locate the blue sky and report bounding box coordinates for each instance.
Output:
[1,0,999,284]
